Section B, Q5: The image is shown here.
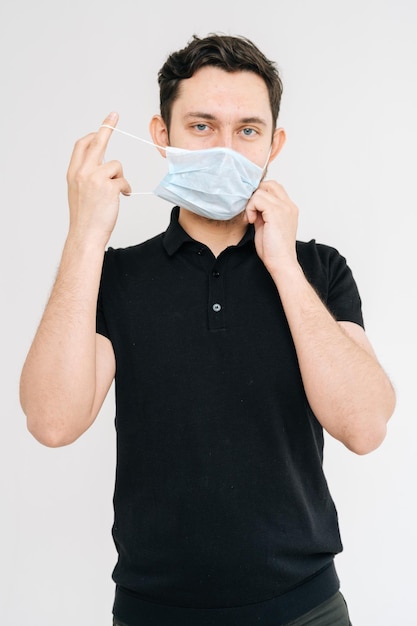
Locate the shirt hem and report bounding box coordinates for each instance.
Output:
[113,561,340,626]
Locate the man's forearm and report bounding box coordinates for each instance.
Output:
[20,235,107,447]
[270,263,396,454]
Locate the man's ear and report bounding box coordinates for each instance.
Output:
[268,127,286,163]
[149,115,169,158]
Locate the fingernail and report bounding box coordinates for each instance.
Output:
[108,111,118,121]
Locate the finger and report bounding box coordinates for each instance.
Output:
[258,180,289,200]
[67,112,119,178]
[245,195,259,224]
[100,160,132,196]
[245,186,280,223]
[87,111,120,164]
[107,176,132,197]
[67,131,97,180]
[100,159,124,179]
[121,180,132,196]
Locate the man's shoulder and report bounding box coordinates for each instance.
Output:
[295,239,353,293]
[296,238,341,253]
[105,232,166,261]
[296,239,343,266]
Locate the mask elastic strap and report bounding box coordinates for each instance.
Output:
[100,124,166,150]
[262,147,272,172]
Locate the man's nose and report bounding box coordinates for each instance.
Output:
[214,129,234,150]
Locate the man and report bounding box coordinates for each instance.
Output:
[20,34,395,626]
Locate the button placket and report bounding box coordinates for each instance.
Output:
[208,261,226,331]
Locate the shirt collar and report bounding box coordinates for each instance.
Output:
[162,206,255,257]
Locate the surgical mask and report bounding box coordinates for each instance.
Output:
[154,145,269,221]
[102,125,270,221]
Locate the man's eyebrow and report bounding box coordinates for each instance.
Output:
[185,112,216,121]
[239,116,268,126]
[184,112,268,125]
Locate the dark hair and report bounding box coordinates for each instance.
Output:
[158,34,283,133]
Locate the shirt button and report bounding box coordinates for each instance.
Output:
[212,303,221,312]
[212,271,220,278]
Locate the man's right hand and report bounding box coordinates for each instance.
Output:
[66,111,131,245]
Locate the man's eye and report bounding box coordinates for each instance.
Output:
[195,124,208,131]
[242,128,256,136]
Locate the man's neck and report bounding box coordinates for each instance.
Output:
[178,207,248,257]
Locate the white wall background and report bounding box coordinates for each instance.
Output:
[1,0,416,624]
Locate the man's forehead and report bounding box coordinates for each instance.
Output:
[172,71,273,125]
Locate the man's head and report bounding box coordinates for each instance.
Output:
[157,34,283,135]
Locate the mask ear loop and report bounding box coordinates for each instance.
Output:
[101,125,189,154]
[100,124,166,150]
[263,147,272,171]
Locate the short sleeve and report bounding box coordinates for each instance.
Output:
[96,251,111,339]
[297,240,364,329]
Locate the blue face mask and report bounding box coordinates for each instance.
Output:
[101,125,270,221]
[154,145,268,221]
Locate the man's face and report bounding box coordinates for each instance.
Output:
[167,66,275,169]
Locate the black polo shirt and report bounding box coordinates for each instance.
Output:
[96,207,364,625]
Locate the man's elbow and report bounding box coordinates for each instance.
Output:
[27,423,79,448]
[24,405,88,448]
[344,403,395,455]
[346,386,396,455]
[345,422,388,455]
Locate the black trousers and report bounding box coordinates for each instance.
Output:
[113,591,352,626]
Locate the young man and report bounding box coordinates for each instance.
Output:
[20,34,395,625]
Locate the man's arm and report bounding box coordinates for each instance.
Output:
[245,180,396,455]
[20,112,130,447]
